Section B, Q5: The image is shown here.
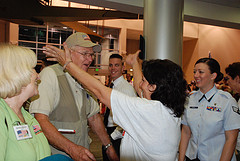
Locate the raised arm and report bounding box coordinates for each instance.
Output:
[125,51,142,97]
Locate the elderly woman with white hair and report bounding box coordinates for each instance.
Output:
[0,43,51,161]
[0,44,76,161]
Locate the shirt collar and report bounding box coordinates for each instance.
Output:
[112,75,124,87]
[65,72,84,90]
[198,85,217,102]
[0,99,34,124]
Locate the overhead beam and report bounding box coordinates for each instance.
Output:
[68,0,240,29]
[0,0,141,25]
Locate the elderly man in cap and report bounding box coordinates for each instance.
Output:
[30,32,118,161]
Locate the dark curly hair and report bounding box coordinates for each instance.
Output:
[142,59,187,117]
[195,58,223,83]
[225,62,240,80]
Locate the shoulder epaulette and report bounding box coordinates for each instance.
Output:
[189,90,198,96]
[218,90,232,99]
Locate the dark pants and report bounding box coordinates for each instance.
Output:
[236,150,240,161]
[102,126,121,161]
[237,154,240,161]
[186,156,200,161]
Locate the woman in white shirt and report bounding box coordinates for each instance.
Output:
[44,43,187,161]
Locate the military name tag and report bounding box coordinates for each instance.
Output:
[190,106,198,109]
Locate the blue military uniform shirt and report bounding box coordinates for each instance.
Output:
[182,86,240,161]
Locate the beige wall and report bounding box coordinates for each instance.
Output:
[127,39,139,54]
[183,24,240,83]
[80,19,144,54]
[0,21,18,44]
[9,23,19,45]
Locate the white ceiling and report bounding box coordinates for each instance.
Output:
[197,0,240,8]
[68,0,240,29]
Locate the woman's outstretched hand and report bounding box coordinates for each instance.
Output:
[126,50,141,66]
[43,42,72,66]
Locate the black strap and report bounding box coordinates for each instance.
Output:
[5,118,8,130]
[104,108,110,126]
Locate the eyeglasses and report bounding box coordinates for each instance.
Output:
[72,50,95,59]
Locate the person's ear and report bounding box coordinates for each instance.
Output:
[211,73,217,80]
[148,84,156,92]
[236,75,240,84]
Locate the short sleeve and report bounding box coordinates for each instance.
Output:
[87,96,100,118]
[0,111,8,160]
[223,97,240,131]
[111,89,160,138]
[181,108,188,126]
[119,84,137,97]
[29,67,60,116]
[181,97,191,126]
[111,89,138,132]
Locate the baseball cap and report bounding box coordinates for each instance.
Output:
[65,32,102,53]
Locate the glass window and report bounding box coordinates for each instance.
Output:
[48,29,60,44]
[18,25,103,70]
[37,28,46,42]
[18,41,37,49]
[61,30,73,44]
[19,26,37,41]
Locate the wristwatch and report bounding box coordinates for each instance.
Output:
[103,143,112,151]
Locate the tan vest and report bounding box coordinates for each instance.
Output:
[49,64,91,155]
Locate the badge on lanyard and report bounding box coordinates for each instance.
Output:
[13,124,32,140]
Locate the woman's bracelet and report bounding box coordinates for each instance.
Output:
[63,60,73,70]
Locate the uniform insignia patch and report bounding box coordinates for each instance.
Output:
[206,106,221,112]
[232,106,240,115]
